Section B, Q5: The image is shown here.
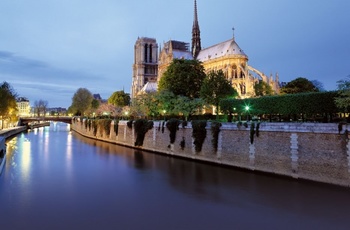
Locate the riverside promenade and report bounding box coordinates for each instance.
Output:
[0,126,27,140]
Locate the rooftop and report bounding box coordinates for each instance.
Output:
[197,38,248,62]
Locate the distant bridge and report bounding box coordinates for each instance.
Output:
[19,116,72,125]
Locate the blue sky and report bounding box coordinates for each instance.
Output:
[1,0,349,108]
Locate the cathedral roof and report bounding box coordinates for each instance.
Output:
[172,50,193,60]
[196,38,248,62]
[138,82,158,94]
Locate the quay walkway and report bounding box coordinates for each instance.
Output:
[0,126,27,140]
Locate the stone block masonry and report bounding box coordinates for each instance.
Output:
[71,119,350,187]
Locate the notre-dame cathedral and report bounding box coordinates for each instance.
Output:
[131,0,280,99]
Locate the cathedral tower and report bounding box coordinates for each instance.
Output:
[191,0,201,59]
[131,37,158,99]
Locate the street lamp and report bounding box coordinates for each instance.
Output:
[162,110,166,121]
[124,111,129,120]
[233,107,237,122]
[245,105,250,121]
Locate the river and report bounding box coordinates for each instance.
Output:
[0,122,350,229]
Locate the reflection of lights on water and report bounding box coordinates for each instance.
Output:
[66,132,73,161]
[65,132,73,180]
[44,127,50,154]
[53,122,57,131]
[20,138,31,183]
[6,137,18,166]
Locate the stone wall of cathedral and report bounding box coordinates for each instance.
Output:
[201,55,258,98]
[131,37,158,99]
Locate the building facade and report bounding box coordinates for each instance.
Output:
[131,37,158,99]
[16,97,31,117]
[131,0,279,99]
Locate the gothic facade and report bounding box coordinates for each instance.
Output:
[131,37,158,99]
[131,0,279,99]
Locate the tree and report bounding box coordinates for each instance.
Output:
[155,90,177,115]
[131,92,160,119]
[281,77,319,94]
[94,103,117,117]
[34,100,48,117]
[108,90,130,107]
[311,80,325,92]
[91,99,100,110]
[0,82,18,128]
[71,88,93,116]
[158,59,206,99]
[254,80,274,96]
[335,75,350,111]
[200,70,238,115]
[173,96,204,121]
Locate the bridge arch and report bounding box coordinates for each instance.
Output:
[19,116,72,126]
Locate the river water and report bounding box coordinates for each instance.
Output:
[0,122,350,230]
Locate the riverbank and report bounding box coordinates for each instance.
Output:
[0,126,27,140]
[0,136,6,175]
[72,119,350,187]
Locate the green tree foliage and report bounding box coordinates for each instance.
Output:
[158,59,206,99]
[166,118,181,144]
[335,76,350,111]
[220,91,338,122]
[254,80,274,97]
[192,120,207,152]
[0,82,18,128]
[131,90,203,120]
[91,99,100,110]
[108,90,130,107]
[200,70,237,112]
[156,90,177,114]
[134,119,154,146]
[281,77,319,94]
[71,88,93,116]
[131,92,160,118]
[173,96,203,121]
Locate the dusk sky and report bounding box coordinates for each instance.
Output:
[1,0,349,108]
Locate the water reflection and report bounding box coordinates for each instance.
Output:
[19,136,31,183]
[133,150,145,169]
[0,124,349,229]
[65,131,73,178]
[74,132,350,212]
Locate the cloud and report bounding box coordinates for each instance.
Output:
[0,51,112,107]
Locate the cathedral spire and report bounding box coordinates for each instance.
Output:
[192,0,201,59]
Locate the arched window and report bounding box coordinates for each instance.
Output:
[149,44,153,63]
[232,65,238,78]
[144,44,148,62]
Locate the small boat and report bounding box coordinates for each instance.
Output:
[0,136,6,176]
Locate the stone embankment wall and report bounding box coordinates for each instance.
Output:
[0,126,27,140]
[71,120,350,187]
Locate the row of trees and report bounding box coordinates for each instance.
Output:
[68,88,131,117]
